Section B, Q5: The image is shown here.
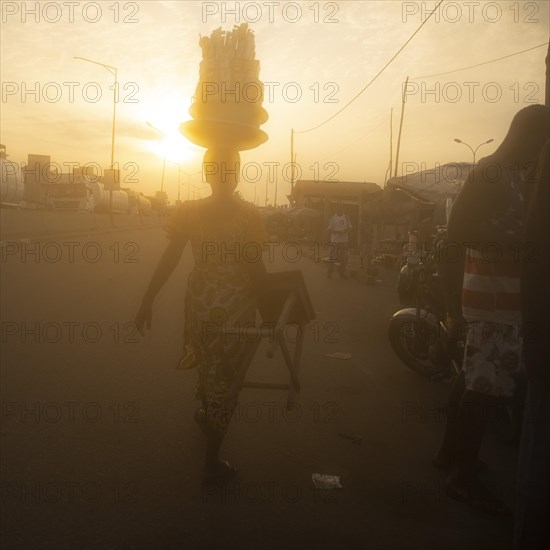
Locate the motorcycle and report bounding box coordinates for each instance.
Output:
[388,231,525,445]
[388,236,463,381]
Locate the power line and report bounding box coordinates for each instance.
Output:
[411,42,549,79]
[295,0,445,135]
[325,118,387,159]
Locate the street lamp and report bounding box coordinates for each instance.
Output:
[74,57,118,169]
[454,138,494,164]
[147,122,167,193]
[177,167,183,205]
[74,56,118,218]
[189,183,204,199]
[189,182,209,200]
[171,165,200,205]
[179,169,202,201]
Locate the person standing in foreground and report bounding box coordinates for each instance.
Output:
[514,138,550,549]
[433,105,550,515]
[135,149,268,481]
[326,203,352,278]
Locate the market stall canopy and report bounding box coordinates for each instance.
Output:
[291,180,382,202]
[286,207,323,220]
[386,162,473,204]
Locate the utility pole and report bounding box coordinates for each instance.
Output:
[394,76,409,178]
[385,108,393,186]
[290,128,295,195]
[546,42,549,106]
[74,56,118,221]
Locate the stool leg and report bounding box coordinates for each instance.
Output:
[227,338,262,403]
[286,324,305,408]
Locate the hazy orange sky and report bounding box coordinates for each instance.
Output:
[1,0,549,204]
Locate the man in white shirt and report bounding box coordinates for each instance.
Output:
[327,203,352,278]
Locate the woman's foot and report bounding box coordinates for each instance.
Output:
[445,475,511,516]
[202,459,238,482]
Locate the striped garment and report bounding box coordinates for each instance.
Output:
[461,167,525,324]
[462,248,522,323]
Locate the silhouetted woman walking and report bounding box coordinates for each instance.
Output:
[136,149,268,481]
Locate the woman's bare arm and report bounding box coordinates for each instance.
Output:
[142,238,185,304]
[135,238,186,334]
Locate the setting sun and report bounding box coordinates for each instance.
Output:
[148,131,201,164]
[143,93,203,164]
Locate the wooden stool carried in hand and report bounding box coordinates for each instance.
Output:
[225,270,315,408]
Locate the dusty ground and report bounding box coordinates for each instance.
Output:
[1,227,518,549]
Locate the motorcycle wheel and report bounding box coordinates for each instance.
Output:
[388,314,446,378]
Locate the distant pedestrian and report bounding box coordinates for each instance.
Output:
[327,203,352,278]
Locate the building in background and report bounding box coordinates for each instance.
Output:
[289,180,382,249]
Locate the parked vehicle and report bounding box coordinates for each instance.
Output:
[388,241,462,380]
[137,194,152,216]
[90,180,129,213]
[389,229,525,445]
[44,182,94,212]
[371,238,403,269]
[1,146,25,207]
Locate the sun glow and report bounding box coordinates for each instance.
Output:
[149,132,200,164]
[144,94,203,164]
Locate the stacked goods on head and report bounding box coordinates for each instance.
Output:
[181,23,268,151]
[196,24,263,105]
